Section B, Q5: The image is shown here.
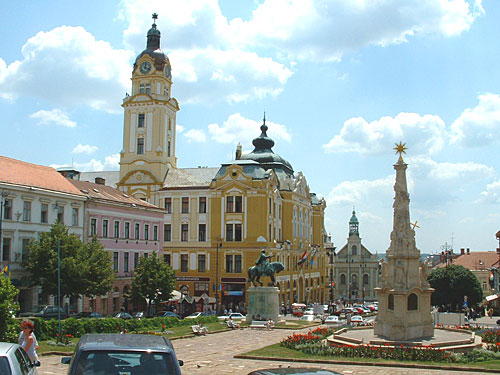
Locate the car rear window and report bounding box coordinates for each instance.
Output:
[0,357,12,375]
[74,350,177,375]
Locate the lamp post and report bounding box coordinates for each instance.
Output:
[215,237,222,315]
[0,190,9,260]
[57,238,61,339]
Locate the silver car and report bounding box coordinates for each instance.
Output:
[0,342,40,375]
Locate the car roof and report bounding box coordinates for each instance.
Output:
[0,342,16,355]
[77,334,174,351]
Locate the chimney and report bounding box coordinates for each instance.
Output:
[460,248,465,255]
[95,177,105,185]
[467,248,470,255]
[235,143,242,160]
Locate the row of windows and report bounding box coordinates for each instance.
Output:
[113,251,151,273]
[339,273,370,285]
[90,218,159,241]
[163,196,246,214]
[3,199,79,226]
[163,253,242,273]
[162,223,242,242]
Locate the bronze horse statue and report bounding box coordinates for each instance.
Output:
[247,261,285,287]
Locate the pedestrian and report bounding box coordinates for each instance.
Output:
[18,320,39,350]
[20,321,39,363]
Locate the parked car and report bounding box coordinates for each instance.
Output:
[0,342,40,375]
[303,308,315,316]
[248,368,341,374]
[113,312,133,319]
[299,315,317,322]
[350,315,364,325]
[323,315,340,325]
[217,312,246,321]
[133,311,146,319]
[61,334,183,375]
[78,312,104,319]
[184,312,209,319]
[19,305,68,320]
[162,311,181,319]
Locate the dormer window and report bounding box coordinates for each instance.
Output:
[138,114,145,128]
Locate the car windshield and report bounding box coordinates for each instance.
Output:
[0,357,12,375]
[74,350,177,375]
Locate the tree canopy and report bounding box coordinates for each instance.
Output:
[428,264,483,310]
[0,276,19,341]
[25,223,115,301]
[131,252,175,315]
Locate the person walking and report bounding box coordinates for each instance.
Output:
[20,321,39,363]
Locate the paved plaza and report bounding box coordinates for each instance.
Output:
[38,325,491,375]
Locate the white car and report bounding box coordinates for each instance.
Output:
[184,312,209,319]
[299,315,317,321]
[217,312,246,321]
[303,308,315,315]
[350,315,364,325]
[323,315,339,325]
[0,342,40,374]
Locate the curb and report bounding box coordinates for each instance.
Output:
[234,354,500,373]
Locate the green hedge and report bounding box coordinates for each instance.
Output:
[13,316,217,341]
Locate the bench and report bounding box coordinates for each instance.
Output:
[249,320,274,330]
[191,325,208,335]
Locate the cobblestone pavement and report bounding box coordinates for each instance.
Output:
[38,327,489,375]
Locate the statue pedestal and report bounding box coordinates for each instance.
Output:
[246,286,279,323]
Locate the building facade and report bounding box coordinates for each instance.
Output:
[335,210,379,303]
[0,156,86,313]
[116,18,331,313]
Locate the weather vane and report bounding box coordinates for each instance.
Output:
[393,141,407,162]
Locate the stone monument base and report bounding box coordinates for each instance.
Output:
[246,286,279,323]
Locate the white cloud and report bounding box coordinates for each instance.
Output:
[184,129,207,143]
[450,93,500,147]
[233,0,483,62]
[177,124,184,133]
[326,175,394,207]
[103,153,120,170]
[322,112,447,156]
[478,180,500,204]
[74,159,105,172]
[51,153,120,172]
[30,109,77,127]
[208,113,292,145]
[72,144,98,154]
[0,26,133,112]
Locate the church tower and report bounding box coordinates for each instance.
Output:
[118,13,180,200]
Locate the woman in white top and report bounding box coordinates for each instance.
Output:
[20,321,39,363]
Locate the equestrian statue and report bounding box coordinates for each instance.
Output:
[247,249,285,287]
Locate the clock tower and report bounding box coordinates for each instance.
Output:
[118,13,179,200]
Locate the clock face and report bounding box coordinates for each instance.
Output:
[139,61,152,74]
[165,64,171,79]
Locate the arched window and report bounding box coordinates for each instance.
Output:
[408,293,418,311]
[351,274,357,285]
[363,274,369,285]
[351,245,357,256]
[388,294,394,310]
[340,274,346,285]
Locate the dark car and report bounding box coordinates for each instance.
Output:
[162,311,181,319]
[19,305,68,320]
[61,334,183,375]
[248,368,341,374]
[113,312,133,319]
[78,312,104,319]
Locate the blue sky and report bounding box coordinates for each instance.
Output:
[1,0,499,254]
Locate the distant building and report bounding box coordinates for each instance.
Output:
[334,210,379,303]
[0,156,86,313]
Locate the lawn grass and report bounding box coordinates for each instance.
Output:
[243,343,500,370]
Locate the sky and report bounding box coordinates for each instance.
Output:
[1,0,499,255]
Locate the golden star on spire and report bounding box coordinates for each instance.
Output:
[394,141,407,162]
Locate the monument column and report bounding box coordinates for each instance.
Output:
[374,142,434,341]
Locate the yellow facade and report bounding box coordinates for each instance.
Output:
[119,18,330,313]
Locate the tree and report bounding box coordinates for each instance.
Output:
[25,223,115,303]
[131,252,176,315]
[0,276,19,341]
[428,264,483,310]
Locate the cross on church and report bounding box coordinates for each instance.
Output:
[411,221,420,230]
[152,13,158,24]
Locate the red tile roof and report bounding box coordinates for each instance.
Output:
[69,180,160,209]
[436,251,500,270]
[0,156,84,196]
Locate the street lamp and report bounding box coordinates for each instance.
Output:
[0,190,10,260]
[215,237,222,315]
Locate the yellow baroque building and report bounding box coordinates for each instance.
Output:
[117,17,330,313]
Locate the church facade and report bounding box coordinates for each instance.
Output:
[116,16,330,313]
[334,210,379,303]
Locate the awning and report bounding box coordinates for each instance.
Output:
[168,290,182,302]
[486,293,499,302]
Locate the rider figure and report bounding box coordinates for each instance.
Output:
[255,249,272,275]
